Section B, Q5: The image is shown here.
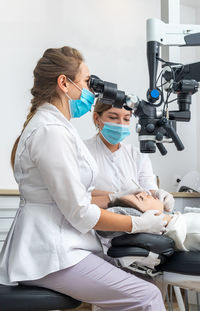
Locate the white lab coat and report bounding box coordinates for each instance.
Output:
[85,135,158,193]
[0,103,102,285]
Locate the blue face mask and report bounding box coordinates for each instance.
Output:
[101,121,130,145]
[67,78,95,118]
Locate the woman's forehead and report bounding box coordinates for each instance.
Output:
[78,62,90,78]
[104,107,131,116]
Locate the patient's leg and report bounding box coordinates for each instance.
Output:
[182,213,200,251]
[165,212,200,251]
[164,213,188,251]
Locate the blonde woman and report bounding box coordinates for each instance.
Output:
[0,47,166,311]
[85,100,174,212]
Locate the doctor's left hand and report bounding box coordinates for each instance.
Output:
[154,189,174,212]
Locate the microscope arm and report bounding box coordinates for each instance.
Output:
[146,18,200,97]
[147,18,200,46]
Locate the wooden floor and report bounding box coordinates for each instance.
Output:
[65,303,91,311]
[65,300,180,310]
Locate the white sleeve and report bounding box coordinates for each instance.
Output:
[137,152,158,191]
[29,125,101,234]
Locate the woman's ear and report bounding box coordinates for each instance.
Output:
[57,75,69,93]
[93,112,100,128]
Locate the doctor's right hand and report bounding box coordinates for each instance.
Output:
[129,210,167,234]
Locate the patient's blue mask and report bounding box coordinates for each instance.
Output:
[101,121,130,145]
[67,78,95,118]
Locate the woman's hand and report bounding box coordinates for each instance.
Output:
[153,189,175,212]
[130,210,167,234]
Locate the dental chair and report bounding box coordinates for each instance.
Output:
[107,232,200,311]
[0,284,82,311]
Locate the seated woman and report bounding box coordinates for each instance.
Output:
[85,99,175,212]
[100,191,200,252]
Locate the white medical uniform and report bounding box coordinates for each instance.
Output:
[0,103,102,285]
[85,135,158,193]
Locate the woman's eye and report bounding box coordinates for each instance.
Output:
[109,117,118,120]
[124,119,130,122]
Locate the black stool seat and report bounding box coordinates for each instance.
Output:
[0,284,82,311]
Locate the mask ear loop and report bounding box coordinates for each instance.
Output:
[67,77,82,91]
[66,92,72,100]
[98,118,105,133]
[64,77,73,101]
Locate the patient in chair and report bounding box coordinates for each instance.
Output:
[97,192,200,252]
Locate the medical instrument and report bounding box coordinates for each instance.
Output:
[90,19,200,155]
[130,179,151,195]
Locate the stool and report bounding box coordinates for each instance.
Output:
[0,284,82,311]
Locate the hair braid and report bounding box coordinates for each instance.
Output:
[11,46,84,169]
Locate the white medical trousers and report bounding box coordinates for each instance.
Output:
[22,253,166,311]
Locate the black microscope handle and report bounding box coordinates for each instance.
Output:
[164,122,184,151]
[156,143,168,155]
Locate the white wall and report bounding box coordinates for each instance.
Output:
[0,0,199,191]
[0,0,160,189]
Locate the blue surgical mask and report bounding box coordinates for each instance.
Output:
[67,78,95,118]
[101,121,130,145]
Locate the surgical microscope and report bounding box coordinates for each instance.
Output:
[90,19,200,155]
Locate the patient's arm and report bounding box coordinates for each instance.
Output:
[91,190,112,209]
[92,189,111,196]
[91,195,110,209]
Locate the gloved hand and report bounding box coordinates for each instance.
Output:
[154,189,175,212]
[129,210,167,234]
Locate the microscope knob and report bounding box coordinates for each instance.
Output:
[150,89,160,99]
[146,123,155,133]
[156,132,163,141]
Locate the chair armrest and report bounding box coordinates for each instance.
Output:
[111,233,175,257]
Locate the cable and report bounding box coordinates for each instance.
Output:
[167,98,178,104]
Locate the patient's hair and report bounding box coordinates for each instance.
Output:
[11,46,84,169]
[108,198,140,210]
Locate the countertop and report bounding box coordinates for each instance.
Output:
[1,189,200,198]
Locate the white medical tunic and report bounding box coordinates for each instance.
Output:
[85,135,158,193]
[0,103,102,285]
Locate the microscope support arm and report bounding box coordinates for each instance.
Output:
[146,18,200,95]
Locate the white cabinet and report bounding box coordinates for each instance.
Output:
[0,194,19,252]
[172,192,200,213]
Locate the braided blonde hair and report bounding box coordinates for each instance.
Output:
[11,46,84,169]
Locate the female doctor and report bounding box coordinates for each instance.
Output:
[0,46,166,311]
[85,99,174,212]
